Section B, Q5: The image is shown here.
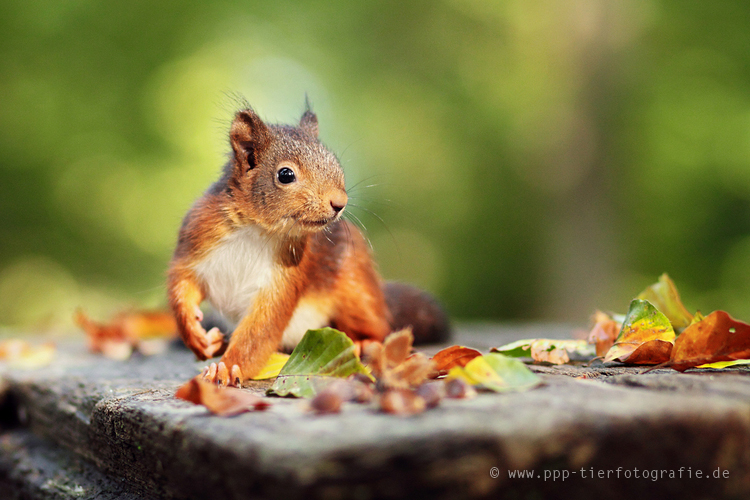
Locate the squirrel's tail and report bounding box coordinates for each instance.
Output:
[383,282,452,345]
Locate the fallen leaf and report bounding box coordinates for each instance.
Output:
[689,311,706,326]
[430,345,482,376]
[0,340,56,369]
[386,352,436,388]
[250,352,290,380]
[532,345,569,364]
[697,359,750,369]
[619,339,673,365]
[367,329,412,377]
[588,311,621,357]
[446,353,541,393]
[75,309,177,359]
[175,377,270,416]
[99,340,133,361]
[366,329,436,389]
[636,273,693,331]
[268,328,372,398]
[668,311,750,372]
[604,299,675,363]
[492,339,595,364]
[136,339,170,356]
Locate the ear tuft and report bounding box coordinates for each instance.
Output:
[300,97,319,138]
[229,108,270,170]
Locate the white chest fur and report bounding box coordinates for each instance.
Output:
[193,226,278,322]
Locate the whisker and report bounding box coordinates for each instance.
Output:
[348,196,400,209]
[338,137,364,165]
[347,203,401,261]
[344,212,374,251]
[348,203,388,228]
[346,174,388,193]
[322,225,335,245]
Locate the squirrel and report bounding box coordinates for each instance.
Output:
[167,103,450,385]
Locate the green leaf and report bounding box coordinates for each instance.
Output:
[492,339,595,362]
[636,273,693,331]
[446,353,541,393]
[604,299,675,363]
[267,328,371,398]
[490,338,534,357]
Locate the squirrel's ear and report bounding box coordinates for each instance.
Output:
[230,108,270,170]
[300,110,318,138]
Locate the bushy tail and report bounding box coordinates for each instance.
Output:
[383,282,452,345]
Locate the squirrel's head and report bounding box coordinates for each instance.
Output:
[226,106,347,235]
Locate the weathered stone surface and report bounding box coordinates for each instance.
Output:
[2,325,750,499]
[0,429,155,500]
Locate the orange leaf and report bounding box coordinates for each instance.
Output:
[175,377,270,416]
[668,311,750,372]
[588,311,621,357]
[619,339,673,365]
[75,309,177,359]
[430,345,482,376]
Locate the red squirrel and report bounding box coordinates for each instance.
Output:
[167,104,450,385]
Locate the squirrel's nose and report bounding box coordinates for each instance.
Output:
[329,191,348,214]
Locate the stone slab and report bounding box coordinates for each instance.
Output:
[0,429,155,500]
[2,325,750,499]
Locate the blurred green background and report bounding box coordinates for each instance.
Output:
[2,0,750,332]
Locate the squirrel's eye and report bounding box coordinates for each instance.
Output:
[277,167,296,184]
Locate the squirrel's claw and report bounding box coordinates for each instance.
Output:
[230,364,243,387]
[201,361,243,387]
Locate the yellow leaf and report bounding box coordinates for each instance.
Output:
[446,354,540,392]
[697,359,750,369]
[604,299,675,363]
[250,352,290,380]
[447,356,503,386]
[0,340,56,369]
[636,273,693,330]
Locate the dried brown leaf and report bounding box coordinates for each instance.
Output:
[365,329,435,389]
[386,352,435,389]
[430,345,482,377]
[530,344,569,364]
[383,328,413,369]
[621,339,673,365]
[75,309,177,359]
[175,377,270,416]
[588,311,621,357]
[668,311,750,371]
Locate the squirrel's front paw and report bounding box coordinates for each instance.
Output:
[185,326,227,360]
[201,327,227,358]
[201,361,243,387]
